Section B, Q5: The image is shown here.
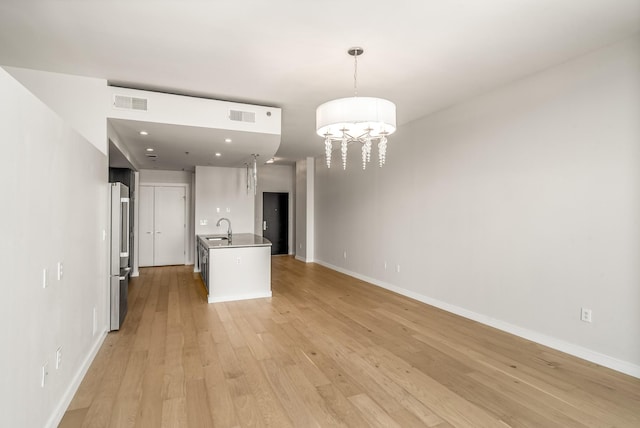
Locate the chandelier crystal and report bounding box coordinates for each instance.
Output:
[316,47,396,170]
[245,154,258,195]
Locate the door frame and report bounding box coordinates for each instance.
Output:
[135,182,191,268]
[262,191,290,255]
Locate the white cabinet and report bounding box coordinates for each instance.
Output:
[139,185,186,266]
[208,246,271,303]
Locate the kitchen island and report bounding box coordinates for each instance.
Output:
[197,233,272,303]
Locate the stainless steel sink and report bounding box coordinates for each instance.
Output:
[207,236,228,241]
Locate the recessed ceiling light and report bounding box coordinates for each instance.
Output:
[146,148,154,152]
[215,152,222,157]
[224,138,232,143]
[139,131,149,136]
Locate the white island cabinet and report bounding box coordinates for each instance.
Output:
[198,233,272,303]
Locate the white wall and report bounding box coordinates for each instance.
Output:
[314,35,640,377]
[195,166,255,237]
[140,169,193,185]
[0,68,109,427]
[255,164,295,253]
[108,122,139,170]
[3,66,108,154]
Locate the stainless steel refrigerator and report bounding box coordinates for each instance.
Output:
[110,182,130,331]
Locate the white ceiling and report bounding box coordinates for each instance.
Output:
[1,1,639,167]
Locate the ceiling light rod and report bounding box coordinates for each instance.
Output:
[245,154,258,196]
[348,47,363,96]
[316,47,396,170]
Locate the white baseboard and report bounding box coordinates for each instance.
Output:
[314,259,640,379]
[294,255,314,263]
[208,291,272,303]
[46,329,108,428]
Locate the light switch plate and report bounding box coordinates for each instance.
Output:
[93,307,98,336]
[56,347,62,369]
[41,362,49,388]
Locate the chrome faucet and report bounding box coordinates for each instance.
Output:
[216,217,232,239]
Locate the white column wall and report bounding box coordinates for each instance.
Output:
[314,35,640,376]
[306,158,315,262]
[295,160,308,261]
[0,68,109,427]
[295,157,315,262]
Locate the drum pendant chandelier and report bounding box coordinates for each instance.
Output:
[316,47,396,170]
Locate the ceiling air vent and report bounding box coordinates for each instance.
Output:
[229,109,255,123]
[113,95,148,111]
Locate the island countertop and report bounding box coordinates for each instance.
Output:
[197,233,272,249]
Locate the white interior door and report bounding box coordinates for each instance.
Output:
[153,186,185,266]
[139,186,155,267]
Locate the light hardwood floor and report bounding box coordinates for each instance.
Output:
[60,257,640,427]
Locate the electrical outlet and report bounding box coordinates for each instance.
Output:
[396,264,401,273]
[57,262,64,280]
[343,251,347,260]
[236,257,241,264]
[41,362,49,388]
[42,268,48,289]
[56,347,62,369]
[581,307,592,323]
[199,219,208,226]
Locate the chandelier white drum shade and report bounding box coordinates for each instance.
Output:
[316,47,397,170]
[316,97,396,139]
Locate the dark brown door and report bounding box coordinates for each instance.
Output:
[263,192,288,255]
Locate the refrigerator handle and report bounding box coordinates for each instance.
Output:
[119,267,131,280]
[120,197,130,258]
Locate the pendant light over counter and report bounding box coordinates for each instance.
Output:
[316,47,396,170]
